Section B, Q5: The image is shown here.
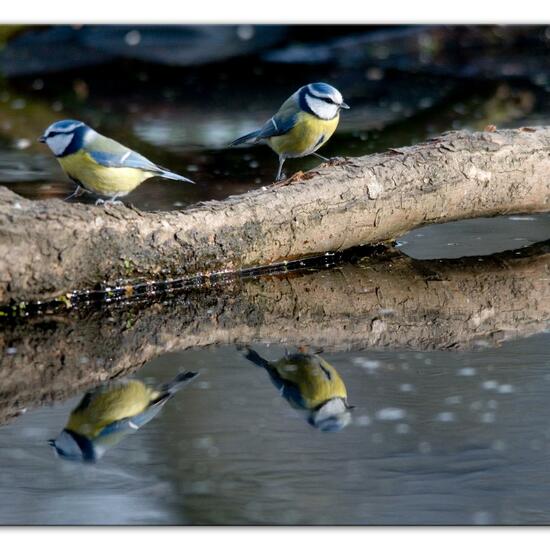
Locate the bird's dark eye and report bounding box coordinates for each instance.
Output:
[323,98,336,104]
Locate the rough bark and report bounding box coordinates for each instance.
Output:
[0,240,548,426]
[0,127,549,304]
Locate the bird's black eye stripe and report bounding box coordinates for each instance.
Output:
[308,91,337,104]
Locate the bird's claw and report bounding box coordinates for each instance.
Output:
[95,198,124,206]
[326,156,346,164]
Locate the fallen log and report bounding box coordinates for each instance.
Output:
[0,127,549,304]
[0,240,549,426]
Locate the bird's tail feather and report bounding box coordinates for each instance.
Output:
[161,371,199,395]
[242,347,271,369]
[159,169,195,184]
[229,130,261,147]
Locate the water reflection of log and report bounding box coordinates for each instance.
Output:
[0,240,548,425]
[1,128,549,304]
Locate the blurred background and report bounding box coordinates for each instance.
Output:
[1,25,550,526]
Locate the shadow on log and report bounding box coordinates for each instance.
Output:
[1,127,549,304]
[0,240,549,426]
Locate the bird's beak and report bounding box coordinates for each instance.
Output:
[38,136,46,143]
[340,102,350,110]
[47,439,56,447]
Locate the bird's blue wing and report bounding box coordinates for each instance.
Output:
[89,149,162,173]
[255,112,298,139]
[97,401,167,438]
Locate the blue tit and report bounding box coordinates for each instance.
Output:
[230,82,349,181]
[49,371,198,462]
[243,347,353,432]
[39,120,194,204]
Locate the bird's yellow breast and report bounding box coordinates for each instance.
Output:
[268,112,339,158]
[273,357,347,410]
[58,150,154,197]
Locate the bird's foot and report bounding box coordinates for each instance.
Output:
[64,186,85,202]
[96,197,125,206]
[326,156,346,164]
[271,170,313,188]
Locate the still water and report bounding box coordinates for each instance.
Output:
[1,333,550,525]
[0,35,550,524]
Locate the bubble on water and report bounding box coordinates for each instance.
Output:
[470,401,482,411]
[14,138,31,150]
[481,380,498,390]
[472,340,491,348]
[237,25,255,41]
[366,67,384,81]
[473,511,492,525]
[207,446,220,458]
[498,384,514,394]
[249,160,259,169]
[419,97,434,109]
[352,357,381,373]
[186,164,199,172]
[197,381,211,390]
[418,441,431,454]
[481,412,496,423]
[52,101,63,112]
[508,216,535,221]
[435,411,455,422]
[355,415,371,427]
[399,383,414,392]
[189,481,212,495]
[173,201,185,207]
[487,399,498,410]
[424,358,433,365]
[11,98,26,110]
[458,367,476,377]
[444,395,462,405]
[396,423,410,434]
[491,439,506,451]
[193,436,214,450]
[376,408,406,421]
[125,30,141,46]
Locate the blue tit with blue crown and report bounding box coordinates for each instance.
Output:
[49,371,198,462]
[230,82,349,181]
[39,120,194,205]
[243,347,353,432]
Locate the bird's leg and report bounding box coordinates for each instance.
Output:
[95,198,105,206]
[313,152,346,164]
[312,153,329,162]
[64,185,85,202]
[275,156,286,182]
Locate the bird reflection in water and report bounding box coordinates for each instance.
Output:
[243,347,353,431]
[49,371,199,462]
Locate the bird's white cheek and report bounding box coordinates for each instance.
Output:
[305,96,339,120]
[46,134,73,156]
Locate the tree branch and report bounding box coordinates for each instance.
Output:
[1,127,549,304]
